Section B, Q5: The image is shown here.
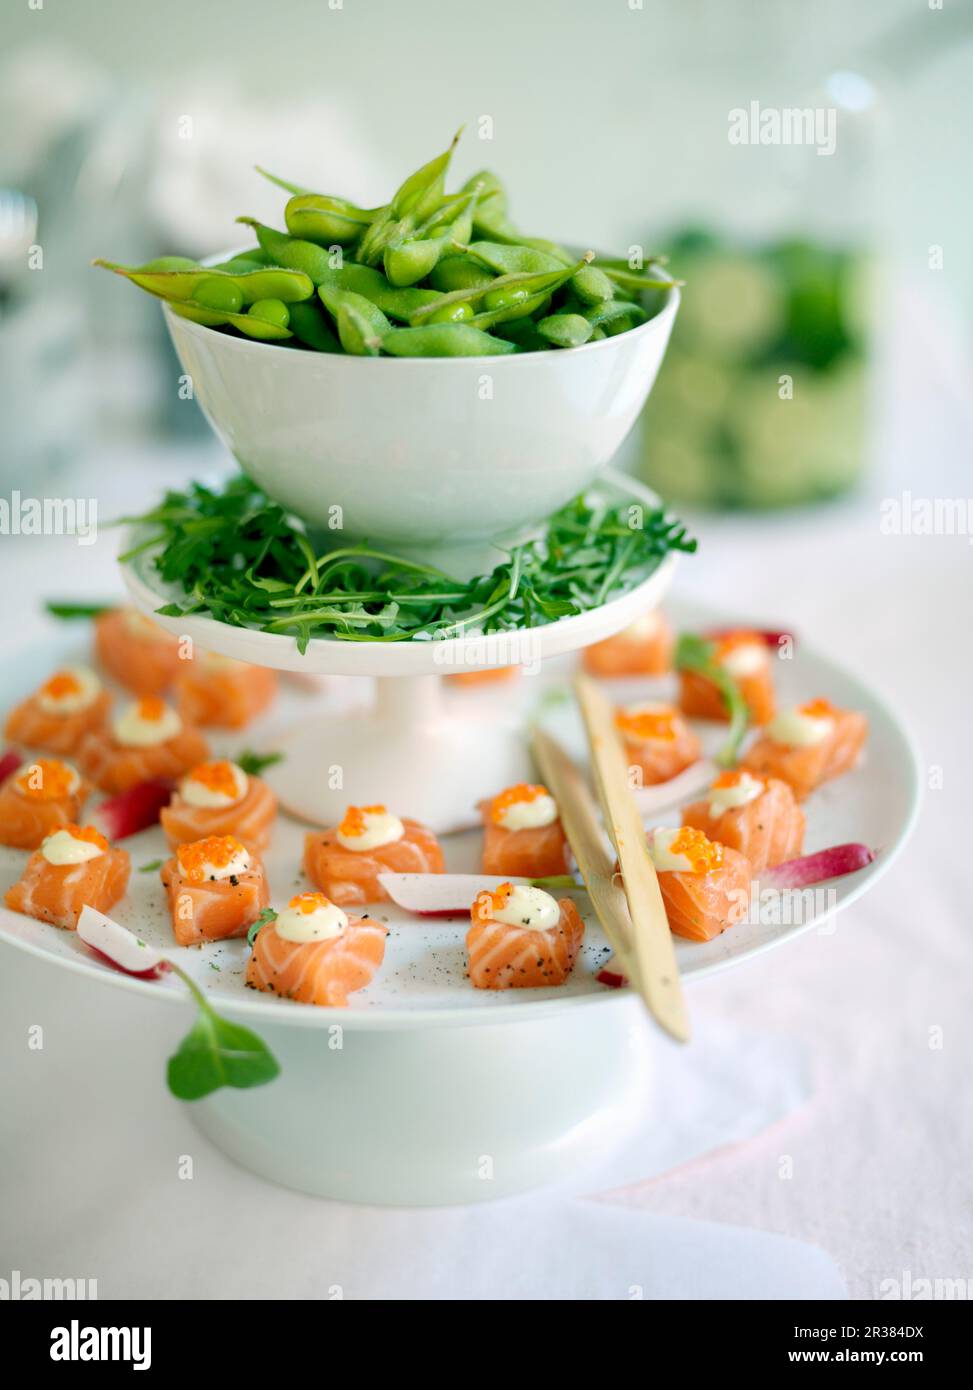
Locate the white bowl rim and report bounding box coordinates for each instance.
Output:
[161,245,680,367]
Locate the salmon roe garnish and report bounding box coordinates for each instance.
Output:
[711,770,748,789]
[288,891,333,915]
[615,705,679,742]
[176,835,247,883]
[55,823,109,851]
[136,696,167,722]
[39,670,83,701]
[667,826,724,874]
[474,881,516,922]
[15,759,78,801]
[338,805,387,838]
[489,783,551,824]
[799,697,837,719]
[187,760,244,799]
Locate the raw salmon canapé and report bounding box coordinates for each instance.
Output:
[582,608,674,678]
[743,698,868,801]
[160,834,270,947]
[94,608,185,696]
[304,805,445,907]
[246,892,387,1007]
[4,666,111,756]
[78,697,209,794]
[175,652,278,730]
[160,760,277,852]
[467,882,585,990]
[682,770,805,873]
[646,826,751,942]
[679,630,776,726]
[480,783,571,879]
[0,758,89,850]
[615,702,702,786]
[4,824,130,930]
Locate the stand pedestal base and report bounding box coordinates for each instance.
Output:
[190,999,651,1205]
[265,674,532,833]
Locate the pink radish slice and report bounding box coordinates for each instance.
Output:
[93,779,172,840]
[0,749,23,783]
[595,959,626,989]
[378,872,571,916]
[763,843,876,888]
[632,759,718,819]
[77,905,169,978]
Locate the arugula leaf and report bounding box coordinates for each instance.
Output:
[45,600,114,619]
[119,474,695,648]
[138,859,164,873]
[675,632,749,767]
[237,749,284,777]
[165,963,279,1101]
[247,907,278,947]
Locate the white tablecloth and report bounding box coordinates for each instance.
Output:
[0,402,968,1298]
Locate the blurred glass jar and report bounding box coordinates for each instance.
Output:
[640,229,871,509]
[638,66,881,510]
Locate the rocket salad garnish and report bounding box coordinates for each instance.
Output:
[675,632,749,767]
[119,475,695,652]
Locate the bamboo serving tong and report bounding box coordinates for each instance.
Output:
[532,674,690,1043]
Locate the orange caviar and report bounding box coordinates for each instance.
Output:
[666,827,724,874]
[338,805,387,838]
[49,823,109,851]
[136,696,168,722]
[176,835,247,883]
[615,705,679,743]
[715,630,766,661]
[39,670,84,702]
[490,783,551,825]
[186,760,244,799]
[15,759,78,801]
[474,881,516,922]
[288,891,333,915]
[799,698,837,719]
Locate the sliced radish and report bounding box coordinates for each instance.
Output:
[763,843,876,889]
[77,905,169,978]
[377,872,578,916]
[595,957,627,989]
[93,779,172,840]
[632,759,719,820]
[0,748,23,784]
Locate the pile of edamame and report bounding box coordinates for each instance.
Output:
[95,129,678,358]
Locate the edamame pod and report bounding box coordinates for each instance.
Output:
[380,324,518,357]
[248,299,290,330]
[238,219,337,285]
[287,300,341,352]
[383,233,451,288]
[429,256,495,294]
[191,276,245,314]
[93,258,314,305]
[570,263,616,305]
[467,242,564,276]
[357,129,462,266]
[318,284,391,352]
[536,313,594,348]
[582,298,649,333]
[285,193,379,245]
[410,253,591,326]
[170,301,293,341]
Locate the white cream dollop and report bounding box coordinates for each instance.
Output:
[192,844,251,882]
[767,706,834,748]
[112,700,182,748]
[36,666,101,715]
[648,827,696,873]
[490,885,561,932]
[495,791,558,832]
[708,772,764,818]
[719,643,768,678]
[620,610,663,641]
[274,897,348,943]
[41,828,105,865]
[179,763,248,809]
[336,809,405,852]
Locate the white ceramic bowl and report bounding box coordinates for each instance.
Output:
[163,275,678,554]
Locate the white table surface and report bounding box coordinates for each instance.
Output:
[0,372,969,1299]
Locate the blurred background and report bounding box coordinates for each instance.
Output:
[1,0,971,511]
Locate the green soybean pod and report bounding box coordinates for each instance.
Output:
[170,301,292,341]
[285,193,377,245]
[208,257,267,276]
[380,324,518,357]
[287,300,341,352]
[336,299,385,356]
[247,299,290,330]
[383,234,449,288]
[237,218,339,288]
[570,263,616,305]
[429,256,495,294]
[233,267,314,305]
[423,300,474,324]
[139,255,200,272]
[536,313,594,348]
[191,275,245,314]
[583,298,648,332]
[467,242,564,276]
